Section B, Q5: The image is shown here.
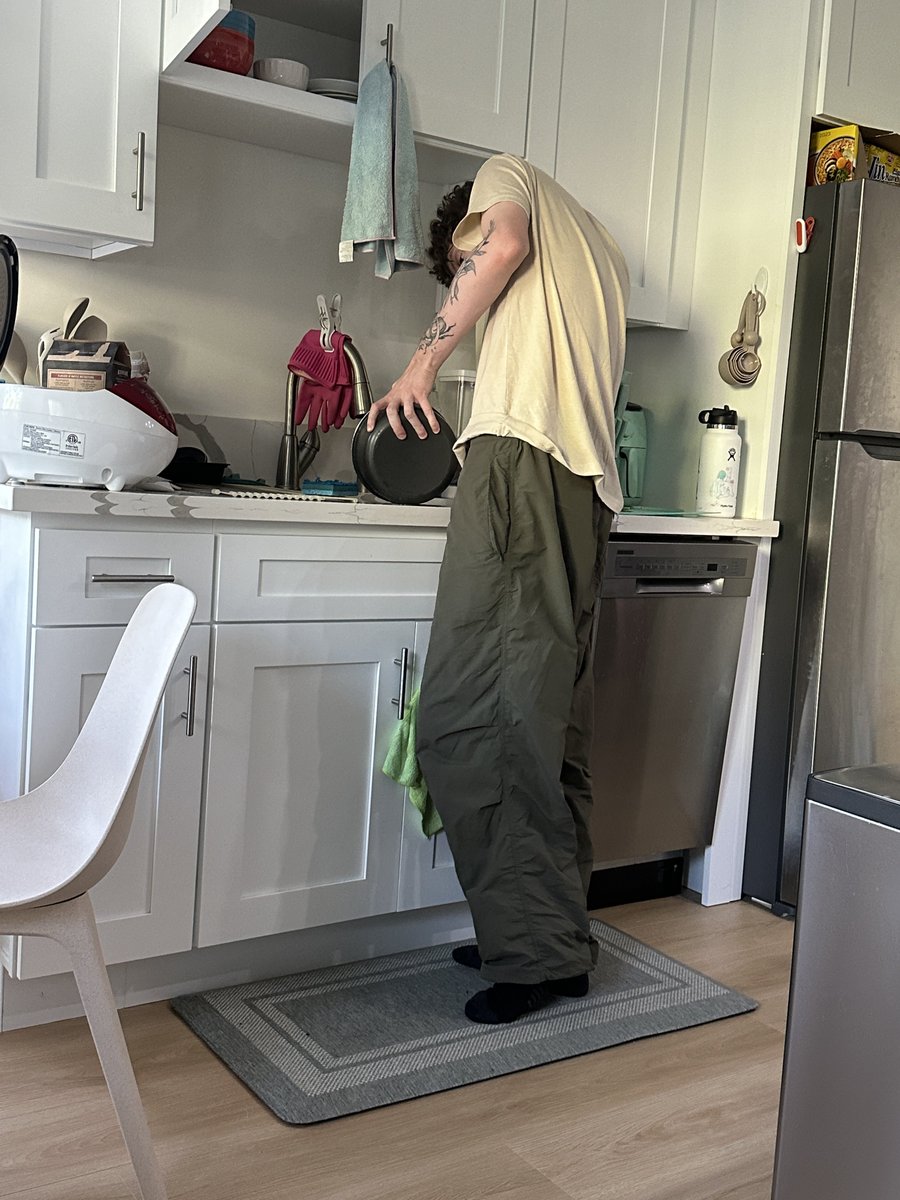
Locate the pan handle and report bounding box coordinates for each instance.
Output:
[392,647,410,721]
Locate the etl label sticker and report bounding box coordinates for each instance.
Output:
[61,431,85,457]
[22,424,86,458]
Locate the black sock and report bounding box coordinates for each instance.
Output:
[465,982,555,1025]
[451,944,482,970]
[544,972,590,998]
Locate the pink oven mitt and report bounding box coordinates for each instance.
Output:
[290,332,353,431]
[294,378,353,432]
[289,330,349,387]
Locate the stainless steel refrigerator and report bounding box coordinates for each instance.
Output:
[744,178,900,914]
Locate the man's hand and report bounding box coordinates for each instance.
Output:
[367,358,442,440]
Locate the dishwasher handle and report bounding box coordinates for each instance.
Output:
[633,576,725,596]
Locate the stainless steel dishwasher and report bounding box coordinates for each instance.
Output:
[589,539,757,862]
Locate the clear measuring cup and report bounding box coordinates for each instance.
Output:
[434,370,476,438]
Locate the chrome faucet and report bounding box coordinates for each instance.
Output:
[275,342,374,488]
[344,340,374,418]
[275,372,319,489]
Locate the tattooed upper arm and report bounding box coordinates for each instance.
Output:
[449,257,476,303]
[448,219,496,304]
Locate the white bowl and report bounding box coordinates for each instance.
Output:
[252,58,309,89]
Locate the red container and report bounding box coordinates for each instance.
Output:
[187,12,255,76]
[109,377,177,435]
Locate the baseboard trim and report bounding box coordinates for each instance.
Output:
[1,903,474,1031]
[587,857,685,909]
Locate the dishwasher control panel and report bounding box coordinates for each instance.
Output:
[613,553,749,578]
[603,541,757,599]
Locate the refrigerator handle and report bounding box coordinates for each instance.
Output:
[825,431,900,460]
[858,440,900,462]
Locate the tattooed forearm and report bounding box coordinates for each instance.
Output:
[448,219,496,304]
[417,314,456,353]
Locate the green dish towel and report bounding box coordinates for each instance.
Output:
[339,61,425,279]
[382,687,443,836]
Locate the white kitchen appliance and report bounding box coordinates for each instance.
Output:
[0,382,177,491]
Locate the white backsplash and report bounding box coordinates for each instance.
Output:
[173,411,356,485]
[12,125,473,427]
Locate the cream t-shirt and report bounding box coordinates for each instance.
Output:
[452,154,629,511]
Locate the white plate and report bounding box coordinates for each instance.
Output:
[308,77,358,96]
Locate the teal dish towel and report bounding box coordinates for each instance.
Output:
[339,61,425,279]
[382,688,443,836]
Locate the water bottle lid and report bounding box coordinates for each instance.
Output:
[437,369,477,382]
[699,405,738,428]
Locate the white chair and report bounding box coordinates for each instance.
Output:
[0,583,197,1200]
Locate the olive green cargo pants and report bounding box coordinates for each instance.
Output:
[417,435,613,985]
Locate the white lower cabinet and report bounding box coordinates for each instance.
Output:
[1,517,456,999]
[397,620,465,910]
[15,625,209,980]
[196,619,415,946]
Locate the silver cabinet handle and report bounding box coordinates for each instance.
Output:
[90,573,176,584]
[392,647,410,721]
[181,655,198,737]
[132,131,146,211]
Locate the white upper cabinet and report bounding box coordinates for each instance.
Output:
[361,0,536,153]
[0,0,161,258]
[818,0,900,131]
[528,0,715,328]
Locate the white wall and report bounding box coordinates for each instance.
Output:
[635,0,824,902]
[624,0,821,521]
[13,126,461,423]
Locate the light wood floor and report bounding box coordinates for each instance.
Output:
[0,897,794,1200]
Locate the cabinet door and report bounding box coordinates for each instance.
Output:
[197,621,413,946]
[16,626,208,979]
[539,0,713,327]
[0,0,160,251]
[397,621,466,910]
[361,0,535,153]
[162,0,231,71]
[818,0,900,130]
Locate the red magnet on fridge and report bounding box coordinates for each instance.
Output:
[795,216,815,253]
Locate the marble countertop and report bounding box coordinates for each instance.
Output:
[0,483,780,538]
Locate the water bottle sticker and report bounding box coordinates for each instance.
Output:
[708,466,737,500]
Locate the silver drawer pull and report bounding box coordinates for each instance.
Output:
[132,130,146,212]
[391,647,410,721]
[181,655,199,737]
[90,573,176,584]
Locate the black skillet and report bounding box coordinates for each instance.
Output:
[0,234,18,376]
[352,408,458,505]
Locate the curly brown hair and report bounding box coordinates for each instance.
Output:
[427,181,474,287]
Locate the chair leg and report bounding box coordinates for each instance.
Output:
[6,896,168,1200]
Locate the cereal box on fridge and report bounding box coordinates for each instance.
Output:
[808,125,864,185]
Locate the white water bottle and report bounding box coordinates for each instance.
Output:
[695,405,741,517]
